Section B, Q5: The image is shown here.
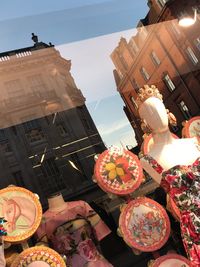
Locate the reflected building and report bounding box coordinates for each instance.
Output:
[111,0,200,146]
[0,35,105,207]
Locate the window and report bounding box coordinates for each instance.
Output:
[140,67,150,81]
[0,129,12,153]
[186,47,199,65]
[150,51,161,66]
[130,96,138,109]
[28,74,46,92]
[131,78,140,92]
[157,0,168,7]
[195,37,200,51]
[41,158,59,177]
[129,38,139,55]
[5,80,24,98]
[178,101,191,119]
[57,123,69,137]
[119,54,128,70]
[163,74,176,91]
[22,119,45,143]
[171,21,181,36]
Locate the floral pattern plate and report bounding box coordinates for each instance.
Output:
[94,148,143,195]
[183,116,200,143]
[11,246,66,267]
[119,197,170,251]
[152,253,190,267]
[0,186,42,243]
[142,133,178,155]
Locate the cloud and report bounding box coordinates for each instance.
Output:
[97,118,130,136]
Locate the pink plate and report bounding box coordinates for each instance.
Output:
[119,197,170,252]
[11,246,66,267]
[152,253,190,267]
[0,186,42,243]
[94,148,143,195]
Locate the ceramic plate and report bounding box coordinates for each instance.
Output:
[0,186,42,242]
[11,246,66,267]
[119,197,170,251]
[184,116,200,141]
[94,148,143,195]
[152,253,190,267]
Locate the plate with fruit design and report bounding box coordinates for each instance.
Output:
[94,148,143,195]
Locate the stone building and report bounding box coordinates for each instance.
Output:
[0,35,105,207]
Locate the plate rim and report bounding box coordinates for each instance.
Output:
[119,197,171,252]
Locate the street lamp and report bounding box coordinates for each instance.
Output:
[178,9,197,27]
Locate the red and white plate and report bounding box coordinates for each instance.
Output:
[152,253,190,267]
[11,246,66,267]
[119,197,170,252]
[0,186,42,243]
[183,116,200,142]
[94,148,143,195]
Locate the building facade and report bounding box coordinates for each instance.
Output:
[0,36,106,207]
[111,0,200,146]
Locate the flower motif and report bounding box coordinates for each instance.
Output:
[77,239,99,261]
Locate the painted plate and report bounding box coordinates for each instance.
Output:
[152,253,190,267]
[94,148,143,195]
[11,246,66,267]
[0,186,42,243]
[119,197,170,252]
[143,133,178,155]
[184,116,200,142]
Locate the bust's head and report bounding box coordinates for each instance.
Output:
[139,97,169,133]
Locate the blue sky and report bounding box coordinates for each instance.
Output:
[0,0,149,148]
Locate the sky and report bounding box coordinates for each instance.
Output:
[0,0,149,148]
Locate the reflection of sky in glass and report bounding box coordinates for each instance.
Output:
[0,0,148,147]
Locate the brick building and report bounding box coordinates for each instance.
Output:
[0,35,106,207]
[111,0,200,146]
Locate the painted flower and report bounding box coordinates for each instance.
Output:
[77,239,99,261]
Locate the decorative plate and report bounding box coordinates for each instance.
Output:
[184,116,200,142]
[152,253,190,267]
[142,133,178,155]
[0,186,42,243]
[119,197,170,252]
[94,148,143,195]
[11,246,66,267]
[167,195,181,221]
